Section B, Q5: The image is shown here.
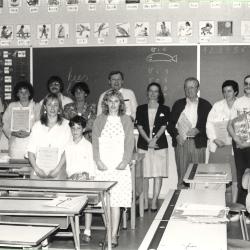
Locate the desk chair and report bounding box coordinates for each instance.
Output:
[229,203,249,240]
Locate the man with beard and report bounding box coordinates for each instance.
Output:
[40,76,73,108]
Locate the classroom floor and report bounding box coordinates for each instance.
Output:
[45,201,250,250]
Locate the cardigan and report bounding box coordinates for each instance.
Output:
[136,104,170,150]
[168,97,212,148]
[92,113,134,166]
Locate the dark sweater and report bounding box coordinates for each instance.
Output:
[136,104,170,150]
[168,98,212,148]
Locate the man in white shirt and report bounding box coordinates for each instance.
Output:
[228,74,250,205]
[168,77,212,188]
[97,71,138,120]
[40,76,73,108]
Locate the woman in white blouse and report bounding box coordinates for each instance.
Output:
[28,93,71,179]
[206,80,239,203]
[3,81,40,159]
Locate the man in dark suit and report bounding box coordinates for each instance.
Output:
[168,77,212,188]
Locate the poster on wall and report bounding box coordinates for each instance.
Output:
[0,25,13,46]
[76,23,90,44]
[37,24,51,45]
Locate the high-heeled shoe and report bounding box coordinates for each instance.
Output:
[111,236,119,248]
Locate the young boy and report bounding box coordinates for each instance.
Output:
[65,115,96,242]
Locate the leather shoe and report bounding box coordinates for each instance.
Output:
[151,208,158,212]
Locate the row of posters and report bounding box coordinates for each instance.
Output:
[1,21,250,42]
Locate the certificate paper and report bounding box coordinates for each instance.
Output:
[176,112,192,140]
[213,120,231,145]
[36,147,58,174]
[11,107,30,132]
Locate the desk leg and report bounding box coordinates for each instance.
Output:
[139,192,144,218]
[101,191,112,250]
[131,162,136,230]
[70,216,80,250]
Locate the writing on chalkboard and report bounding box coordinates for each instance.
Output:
[66,67,88,93]
[146,52,178,63]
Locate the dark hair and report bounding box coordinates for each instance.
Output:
[71,81,90,97]
[47,75,64,93]
[147,82,165,105]
[184,77,200,88]
[40,93,63,126]
[13,81,34,101]
[101,89,126,116]
[108,71,124,80]
[69,115,86,129]
[244,75,250,84]
[222,80,239,96]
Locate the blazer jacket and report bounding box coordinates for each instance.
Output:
[136,104,170,150]
[168,97,212,148]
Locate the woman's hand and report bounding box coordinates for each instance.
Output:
[214,139,225,148]
[97,160,108,171]
[48,167,60,178]
[148,138,159,149]
[11,130,30,138]
[34,166,47,178]
[116,162,127,170]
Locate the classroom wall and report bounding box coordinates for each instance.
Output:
[0,1,249,197]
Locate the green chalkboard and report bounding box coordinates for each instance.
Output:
[33,46,197,107]
[200,45,250,104]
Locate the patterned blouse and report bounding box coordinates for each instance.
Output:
[63,102,97,133]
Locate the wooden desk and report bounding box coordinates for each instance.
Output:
[0,179,116,250]
[0,196,87,250]
[0,221,58,249]
[183,163,232,190]
[0,159,31,178]
[139,189,227,250]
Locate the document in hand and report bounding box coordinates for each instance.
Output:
[45,195,88,210]
[176,112,192,140]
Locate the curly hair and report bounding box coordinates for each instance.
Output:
[40,93,63,126]
[13,81,34,101]
[71,81,90,97]
[101,89,126,116]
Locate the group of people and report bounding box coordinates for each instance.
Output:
[0,71,250,246]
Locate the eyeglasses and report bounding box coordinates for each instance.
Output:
[244,82,250,86]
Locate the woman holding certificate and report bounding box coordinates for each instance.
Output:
[28,93,71,179]
[206,80,239,203]
[92,89,134,247]
[2,81,40,159]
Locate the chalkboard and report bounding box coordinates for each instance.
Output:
[0,48,30,106]
[200,45,250,105]
[33,46,197,107]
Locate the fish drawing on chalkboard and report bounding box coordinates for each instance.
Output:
[146,53,177,63]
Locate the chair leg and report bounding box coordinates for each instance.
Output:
[240,214,246,240]
[242,212,249,241]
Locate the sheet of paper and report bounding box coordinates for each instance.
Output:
[36,147,58,174]
[213,120,231,145]
[11,107,30,132]
[45,195,87,210]
[176,112,192,140]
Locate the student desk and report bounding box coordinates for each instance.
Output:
[0,159,31,178]
[0,221,58,250]
[0,196,87,250]
[183,163,232,190]
[139,189,227,250]
[0,179,116,250]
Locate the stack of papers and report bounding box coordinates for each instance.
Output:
[195,171,227,179]
[45,195,87,210]
[172,203,229,223]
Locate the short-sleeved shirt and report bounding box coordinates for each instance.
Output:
[27,118,72,167]
[231,95,250,118]
[65,137,96,177]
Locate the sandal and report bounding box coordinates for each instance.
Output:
[81,233,91,243]
[111,236,119,248]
